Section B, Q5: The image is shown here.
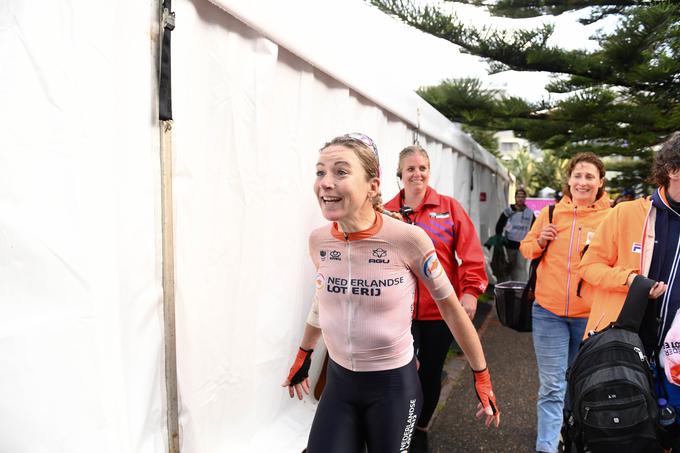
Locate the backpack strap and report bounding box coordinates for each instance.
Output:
[615,275,656,332]
[575,244,591,298]
[531,204,554,265]
[521,205,555,300]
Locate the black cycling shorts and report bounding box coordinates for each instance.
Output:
[307,356,422,453]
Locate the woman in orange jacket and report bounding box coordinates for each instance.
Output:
[520,152,611,453]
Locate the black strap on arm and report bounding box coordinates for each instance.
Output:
[616,275,659,356]
[159,0,175,120]
[530,204,555,267]
[615,275,656,332]
[521,204,554,299]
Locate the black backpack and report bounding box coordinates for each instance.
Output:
[564,276,661,453]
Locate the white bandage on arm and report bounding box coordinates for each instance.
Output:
[306,294,321,328]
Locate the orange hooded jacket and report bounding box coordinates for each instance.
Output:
[578,196,657,334]
[520,193,611,318]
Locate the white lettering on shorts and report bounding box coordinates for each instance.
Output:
[400,399,418,452]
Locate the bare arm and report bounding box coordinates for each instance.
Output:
[299,322,322,351]
[460,293,479,320]
[435,291,500,427]
[434,292,486,371]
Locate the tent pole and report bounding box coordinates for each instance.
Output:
[160,120,180,453]
[157,0,179,448]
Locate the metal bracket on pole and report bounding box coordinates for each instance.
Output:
[163,8,176,31]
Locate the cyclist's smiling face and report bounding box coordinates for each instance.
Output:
[314,145,377,225]
[568,162,604,206]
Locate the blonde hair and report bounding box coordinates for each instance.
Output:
[396,145,430,179]
[321,135,401,219]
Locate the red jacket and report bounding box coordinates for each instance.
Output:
[384,187,488,320]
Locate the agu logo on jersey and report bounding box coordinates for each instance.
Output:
[369,247,390,263]
[314,273,324,289]
[632,242,642,254]
[422,251,443,279]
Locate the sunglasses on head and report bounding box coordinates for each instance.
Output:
[344,133,379,158]
[343,132,380,176]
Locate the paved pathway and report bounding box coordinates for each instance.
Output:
[427,305,539,452]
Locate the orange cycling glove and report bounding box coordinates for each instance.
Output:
[472,367,498,415]
[287,347,313,385]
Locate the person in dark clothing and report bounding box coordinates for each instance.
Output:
[494,188,535,282]
[580,133,680,449]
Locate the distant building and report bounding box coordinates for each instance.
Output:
[494,130,541,161]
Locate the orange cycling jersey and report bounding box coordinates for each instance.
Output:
[306,213,453,372]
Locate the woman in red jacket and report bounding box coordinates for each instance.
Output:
[385,145,488,450]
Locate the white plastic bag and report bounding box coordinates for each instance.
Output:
[661,308,680,386]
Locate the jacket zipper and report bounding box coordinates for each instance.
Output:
[656,194,680,345]
[571,225,582,315]
[345,233,355,370]
[565,208,578,316]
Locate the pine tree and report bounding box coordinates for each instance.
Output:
[370,0,680,194]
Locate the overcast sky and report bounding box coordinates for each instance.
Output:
[359,1,619,103]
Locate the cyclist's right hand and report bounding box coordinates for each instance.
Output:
[281,347,313,400]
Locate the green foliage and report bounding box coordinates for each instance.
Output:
[504,148,539,195]
[447,1,637,24]
[532,150,569,195]
[604,157,655,196]
[370,0,680,193]
[417,78,502,125]
[498,147,566,197]
[463,125,500,156]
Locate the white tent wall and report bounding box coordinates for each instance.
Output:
[172,1,509,452]
[1,0,510,451]
[0,1,166,453]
